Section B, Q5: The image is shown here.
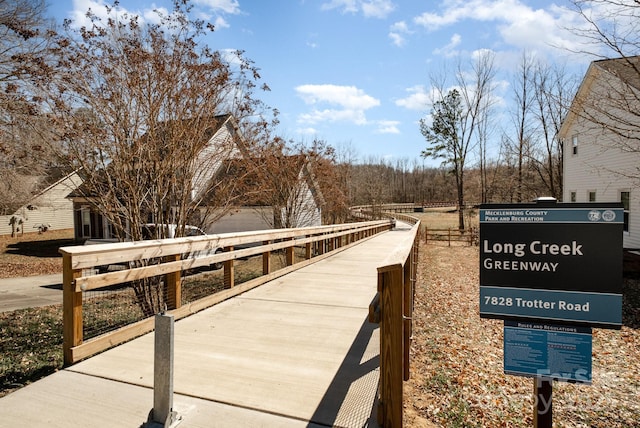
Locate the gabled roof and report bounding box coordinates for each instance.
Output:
[559,55,640,138]
[68,114,246,200]
[594,56,640,91]
[6,168,82,216]
[208,155,324,208]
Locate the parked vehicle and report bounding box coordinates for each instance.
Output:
[141,223,224,270]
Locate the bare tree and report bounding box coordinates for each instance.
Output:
[568,0,640,59]
[23,0,274,315]
[25,1,274,238]
[507,52,536,202]
[566,1,640,150]
[0,0,58,214]
[530,61,577,199]
[421,51,496,229]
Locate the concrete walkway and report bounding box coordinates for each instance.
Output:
[0,273,62,313]
[0,224,413,428]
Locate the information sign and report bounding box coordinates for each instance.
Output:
[504,321,592,384]
[479,203,623,328]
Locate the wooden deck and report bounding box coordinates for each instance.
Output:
[0,223,414,428]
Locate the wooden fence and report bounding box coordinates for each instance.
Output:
[59,220,393,365]
[369,219,420,427]
[424,226,478,246]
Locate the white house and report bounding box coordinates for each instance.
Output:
[0,169,84,237]
[69,114,325,241]
[203,154,325,234]
[560,56,640,248]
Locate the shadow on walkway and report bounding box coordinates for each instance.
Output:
[308,317,380,427]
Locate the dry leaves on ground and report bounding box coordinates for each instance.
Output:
[404,242,640,428]
[0,230,73,278]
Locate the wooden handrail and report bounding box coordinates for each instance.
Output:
[369,220,421,427]
[60,219,394,365]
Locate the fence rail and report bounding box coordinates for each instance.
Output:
[369,219,420,427]
[59,220,393,365]
[424,226,478,246]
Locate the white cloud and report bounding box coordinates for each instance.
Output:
[296,84,380,110]
[298,108,369,126]
[295,84,380,126]
[395,85,430,111]
[375,120,401,134]
[362,0,396,19]
[296,127,318,135]
[390,20,409,33]
[68,0,128,28]
[321,0,359,14]
[321,0,395,19]
[68,0,240,30]
[389,20,411,47]
[413,0,585,58]
[389,32,405,47]
[214,16,230,29]
[432,33,462,57]
[193,0,241,14]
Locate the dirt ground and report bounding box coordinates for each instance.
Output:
[404,241,640,428]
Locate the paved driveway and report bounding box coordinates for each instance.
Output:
[0,274,62,313]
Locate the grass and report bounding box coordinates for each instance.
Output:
[0,306,63,397]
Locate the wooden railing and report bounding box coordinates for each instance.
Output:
[384,212,419,226]
[350,202,458,214]
[424,226,478,246]
[59,220,393,365]
[369,219,421,427]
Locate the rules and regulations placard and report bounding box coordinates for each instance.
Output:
[479,202,623,328]
[503,321,592,383]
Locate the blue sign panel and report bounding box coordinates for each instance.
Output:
[480,207,622,223]
[504,321,592,384]
[481,287,622,325]
[480,202,623,328]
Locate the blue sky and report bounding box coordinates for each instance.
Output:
[47,0,598,164]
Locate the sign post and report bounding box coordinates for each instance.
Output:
[479,201,623,427]
[534,378,553,428]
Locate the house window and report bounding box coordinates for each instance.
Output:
[588,191,596,202]
[621,191,630,233]
[570,191,576,202]
[572,135,578,155]
[81,208,91,238]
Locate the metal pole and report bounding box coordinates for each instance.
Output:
[534,377,553,428]
[151,313,180,427]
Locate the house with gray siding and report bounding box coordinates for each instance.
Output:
[560,56,640,248]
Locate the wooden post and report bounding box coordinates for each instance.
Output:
[534,378,553,428]
[378,265,404,427]
[286,238,294,266]
[448,228,451,246]
[224,246,234,288]
[263,240,271,275]
[165,254,181,310]
[62,253,83,366]
[403,252,413,381]
[305,239,312,260]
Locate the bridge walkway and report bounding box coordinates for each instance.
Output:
[0,222,414,428]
